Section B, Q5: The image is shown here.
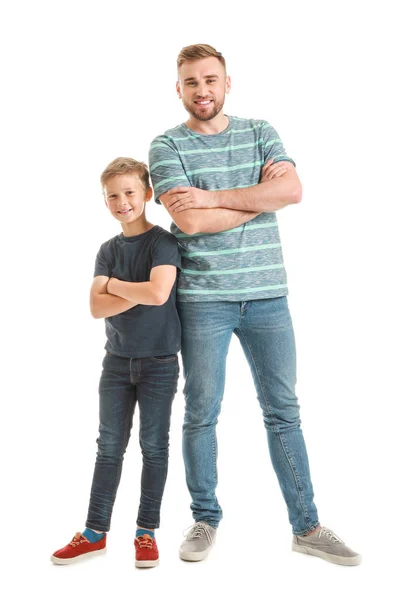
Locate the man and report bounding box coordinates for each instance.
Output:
[149,44,360,566]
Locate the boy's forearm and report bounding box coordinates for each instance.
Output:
[91,292,137,319]
[107,279,168,306]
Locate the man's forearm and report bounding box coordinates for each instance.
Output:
[91,293,137,319]
[215,176,302,212]
[177,207,259,235]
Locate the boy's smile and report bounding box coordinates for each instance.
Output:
[104,174,152,230]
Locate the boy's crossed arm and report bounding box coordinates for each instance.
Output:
[90,276,136,319]
[90,265,177,319]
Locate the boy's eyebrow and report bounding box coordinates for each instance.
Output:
[107,187,136,194]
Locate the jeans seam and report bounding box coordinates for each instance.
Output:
[236,325,312,530]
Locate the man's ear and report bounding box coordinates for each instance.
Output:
[225,75,231,95]
[176,80,182,99]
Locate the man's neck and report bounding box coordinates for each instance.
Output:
[121,217,153,237]
[185,113,230,135]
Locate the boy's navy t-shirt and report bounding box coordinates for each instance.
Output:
[94,225,181,359]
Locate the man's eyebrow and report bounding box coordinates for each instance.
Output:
[184,74,219,83]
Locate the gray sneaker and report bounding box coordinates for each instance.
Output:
[179,522,217,561]
[292,526,361,566]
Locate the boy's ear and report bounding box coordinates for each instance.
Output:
[145,187,153,202]
[103,192,109,209]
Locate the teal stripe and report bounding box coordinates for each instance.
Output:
[166,124,269,141]
[177,284,288,295]
[153,160,263,192]
[150,159,182,170]
[181,243,281,258]
[181,264,284,276]
[154,175,188,191]
[150,143,171,149]
[179,140,263,155]
[186,161,262,176]
[229,124,270,133]
[174,222,278,239]
[264,138,280,148]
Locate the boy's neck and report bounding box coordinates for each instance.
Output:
[121,216,154,237]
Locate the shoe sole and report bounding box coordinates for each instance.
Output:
[292,542,361,566]
[51,548,106,565]
[135,559,159,568]
[179,548,211,562]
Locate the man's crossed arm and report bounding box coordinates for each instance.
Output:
[160,160,300,235]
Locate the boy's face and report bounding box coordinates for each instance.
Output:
[104,174,152,224]
[176,56,231,122]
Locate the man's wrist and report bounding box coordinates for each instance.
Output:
[211,190,223,208]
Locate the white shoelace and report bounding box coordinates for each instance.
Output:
[319,527,344,544]
[183,522,214,545]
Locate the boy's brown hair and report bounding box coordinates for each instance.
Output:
[100,157,150,191]
[177,44,226,71]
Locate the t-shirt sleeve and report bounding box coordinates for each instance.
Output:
[263,122,296,167]
[149,136,191,204]
[93,244,111,278]
[151,232,182,271]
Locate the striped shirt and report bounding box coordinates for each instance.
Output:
[149,116,295,302]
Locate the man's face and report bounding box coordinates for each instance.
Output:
[104,174,151,224]
[177,57,231,122]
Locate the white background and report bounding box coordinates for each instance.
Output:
[1,0,398,598]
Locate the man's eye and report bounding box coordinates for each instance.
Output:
[207,79,216,84]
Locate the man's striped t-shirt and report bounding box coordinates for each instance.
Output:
[149,115,295,303]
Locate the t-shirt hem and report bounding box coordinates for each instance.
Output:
[104,344,181,359]
[176,289,289,303]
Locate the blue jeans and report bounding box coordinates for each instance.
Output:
[178,297,319,536]
[86,352,179,531]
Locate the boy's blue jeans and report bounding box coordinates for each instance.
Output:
[178,296,320,536]
[86,352,179,531]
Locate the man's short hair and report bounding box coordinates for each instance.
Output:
[177,44,226,70]
[100,157,150,191]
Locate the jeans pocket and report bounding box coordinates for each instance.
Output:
[150,354,177,363]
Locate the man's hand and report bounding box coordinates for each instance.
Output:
[164,160,291,213]
[165,187,218,213]
[261,159,291,181]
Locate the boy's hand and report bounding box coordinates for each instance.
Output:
[107,277,119,295]
[165,187,218,212]
[261,159,290,182]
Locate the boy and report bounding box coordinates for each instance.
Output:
[51,157,181,568]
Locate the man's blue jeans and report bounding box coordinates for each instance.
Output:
[86,352,179,531]
[178,296,319,536]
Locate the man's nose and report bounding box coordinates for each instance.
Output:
[196,83,208,97]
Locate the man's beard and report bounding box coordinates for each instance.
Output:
[183,96,224,122]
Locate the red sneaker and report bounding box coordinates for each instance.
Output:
[134,534,159,568]
[51,532,106,565]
